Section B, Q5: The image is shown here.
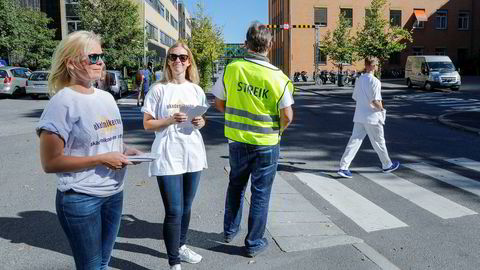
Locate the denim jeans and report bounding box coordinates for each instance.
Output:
[56,190,123,270]
[157,171,202,266]
[224,142,279,253]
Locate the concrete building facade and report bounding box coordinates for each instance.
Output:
[269,0,480,77]
[35,0,190,66]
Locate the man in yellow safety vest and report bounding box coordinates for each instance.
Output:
[213,21,294,257]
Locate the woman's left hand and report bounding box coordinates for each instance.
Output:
[191,116,205,129]
[124,147,144,165]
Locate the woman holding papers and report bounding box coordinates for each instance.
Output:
[37,31,142,269]
[142,41,208,270]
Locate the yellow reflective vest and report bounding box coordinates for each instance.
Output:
[223,58,294,146]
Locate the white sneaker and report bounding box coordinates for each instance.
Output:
[179,245,202,264]
[170,264,181,270]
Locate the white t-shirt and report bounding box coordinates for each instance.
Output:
[212,58,294,109]
[36,87,126,197]
[352,73,384,125]
[142,81,208,176]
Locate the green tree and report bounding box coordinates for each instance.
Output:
[320,12,356,74]
[76,0,145,70]
[354,0,412,75]
[187,2,224,90]
[0,0,57,69]
[19,8,57,69]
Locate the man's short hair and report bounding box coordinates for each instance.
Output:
[245,21,272,53]
[365,57,379,67]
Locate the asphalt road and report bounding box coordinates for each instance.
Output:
[0,81,479,270]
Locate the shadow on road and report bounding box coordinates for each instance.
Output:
[0,211,246,269]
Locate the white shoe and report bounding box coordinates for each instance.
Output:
[179,245,202,264]
[170,264,181,270]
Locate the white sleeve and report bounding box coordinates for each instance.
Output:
[141,85,161,118]
[36,95,74,143]
[212,71,225,100]
[195,84,210,108]
[279,88,294,109]
[373,79,382,100]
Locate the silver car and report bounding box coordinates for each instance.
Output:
[105,70,128,99]
[26,71,50,99]
[0,66,32,96]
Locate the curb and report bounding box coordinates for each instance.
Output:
[438,112,480,135]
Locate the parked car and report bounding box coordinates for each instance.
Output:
[26,71,50,99]
[0,66,32,96]
[405,55,461,91]
[104,70,128,99]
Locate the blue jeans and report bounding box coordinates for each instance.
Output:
[56,190,123,270]
[157,171,202,266]
[224,142,279,253]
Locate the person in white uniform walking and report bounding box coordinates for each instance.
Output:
[337,57,400,178]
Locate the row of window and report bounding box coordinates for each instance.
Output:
[313,8,471,30]
[146,0,178,30]
[146,21,176,47]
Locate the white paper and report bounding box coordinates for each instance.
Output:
[177,105,209,128]
[127,153,160,162]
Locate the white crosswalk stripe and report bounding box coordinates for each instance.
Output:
[403,162,480,197]
[359,170,476,219]
[397,93,480,111]
[445,157,480,173]
[295,158,480,233]
[295,172,408,232]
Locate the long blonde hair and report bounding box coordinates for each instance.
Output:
[161,41,199,84]
[48,31,102,96]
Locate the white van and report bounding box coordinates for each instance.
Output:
[405,55,461,91]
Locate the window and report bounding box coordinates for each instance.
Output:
[166,9,170,23]
[458,11,469,30]
[340,8,353,27]
[435,48,447,56]
[390,10,402,27]
[171,16,178,30]
[146,0,164,17]
[170,0,177,8]
[0,70,8,78]
[413,47,424,55]
[413,20,424,29]
[67,21,82,33]
[316,47,327,65]
[314,7,327,26]
[160,31,176,47]
[146,21,158,41]
[436,10,448,29]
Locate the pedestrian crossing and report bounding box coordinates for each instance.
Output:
[396,93,480,111]
[295,157,480,233]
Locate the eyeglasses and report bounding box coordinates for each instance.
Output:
[87,53,105,65]
[168,54,189,62]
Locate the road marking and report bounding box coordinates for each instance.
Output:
[437,102,480,107]
[359,170,476,219]
[295,172,408,232]
[446,158,480,173]
[404,162,480,197]
[424,98,464,104]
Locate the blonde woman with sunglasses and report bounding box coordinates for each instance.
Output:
[142,41,208,270]
[37,31,142,269]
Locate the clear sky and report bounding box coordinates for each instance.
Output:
[182,0,268,44]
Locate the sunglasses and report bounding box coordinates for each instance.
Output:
[87,53,105,65]
[168,54,189,62]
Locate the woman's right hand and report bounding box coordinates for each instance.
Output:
[100,152,130,170]
[171,112,187,124]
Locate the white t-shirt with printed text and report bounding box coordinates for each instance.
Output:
[142,81,208,176]
[37,87,126,197]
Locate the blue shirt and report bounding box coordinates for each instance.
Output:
[141,69,151,92]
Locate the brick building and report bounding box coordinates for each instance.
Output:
[268,0,480,77]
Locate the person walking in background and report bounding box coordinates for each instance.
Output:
[142,41,207,270]
[136,64,152,107]
[37,31,142,269]
[213,21,294,257]
[337,57,400,179]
